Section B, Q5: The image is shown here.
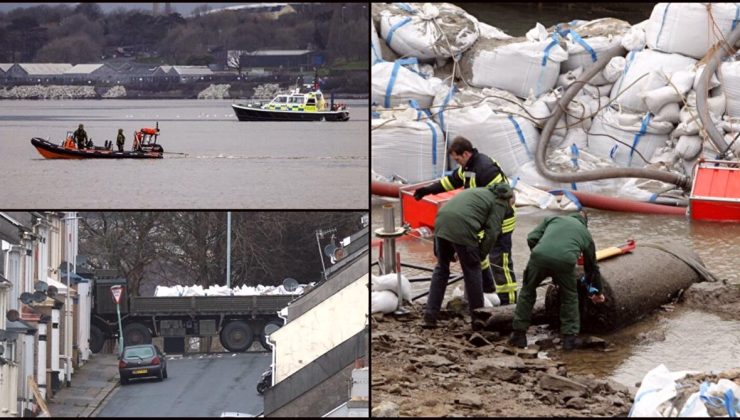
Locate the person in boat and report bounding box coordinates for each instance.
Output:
[413,137,519,307]
[73,124,88,149]
[116,129,126,152]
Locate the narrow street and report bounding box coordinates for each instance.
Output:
[96,352,270,417]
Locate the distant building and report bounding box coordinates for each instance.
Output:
[169,66,214,83]
[63,64,119,83]
[239,50,325,70]
[263,224,369,417]
[0,63,13,79]
[5,63,72,83]
[205,3,296,19]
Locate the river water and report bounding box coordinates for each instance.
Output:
[0,99,368,209]
[371,198,740,388]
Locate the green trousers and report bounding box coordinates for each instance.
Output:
[512,253,580,335]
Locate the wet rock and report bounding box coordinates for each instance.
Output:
[539,373,589,394]
[608,394,626,407]
[446,297,469,316]
[468,333,492,347]
[411,354,455,367]
[372,401,400,417]
[495,345,517,355]
[422,398,439,407]
[387,384,402,394]
[605,379,630,395]
[455,392,483,408]
[535,338,555,349]
[516,347,540,359]
[566,397,587,409]
[582,336,608,349]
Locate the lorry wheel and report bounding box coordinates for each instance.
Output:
[89,325,105,354]
[259,320,284,351]
[219,321,253,352]
[123,323,152,346]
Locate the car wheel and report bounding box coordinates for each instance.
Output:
[120,375,129,385]
[157,368,164,382]
[257,381,267,395]
[163,367,168,379]
[219,321,254,352]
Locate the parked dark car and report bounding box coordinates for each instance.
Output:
[119,344,168,385]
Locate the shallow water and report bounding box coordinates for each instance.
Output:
[0,99,368,209]
[371,198,740,387]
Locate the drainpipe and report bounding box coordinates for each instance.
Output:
[37,322,47,400]
[696,25,740,160]
[51,308,61,391]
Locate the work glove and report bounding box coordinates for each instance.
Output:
[578,275,599,296]
[413,186,431,201]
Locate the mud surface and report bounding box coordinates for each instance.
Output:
[371,303,634,417]
[680,281,740,319]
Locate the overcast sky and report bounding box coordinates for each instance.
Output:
[0,3,257,16]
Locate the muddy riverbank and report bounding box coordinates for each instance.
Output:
[371,280,740,417]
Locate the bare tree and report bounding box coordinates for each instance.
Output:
[34,33,102,63]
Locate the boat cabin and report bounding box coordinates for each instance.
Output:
[263,90,326,112]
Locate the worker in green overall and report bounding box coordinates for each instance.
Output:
[116,129,126,152]
[508,211,606,351]
[422,182,515,329]
[414,136,519,306]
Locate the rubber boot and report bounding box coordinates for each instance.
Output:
[563,334,584,351]
[507,330,527,348]
[421,313,438,329]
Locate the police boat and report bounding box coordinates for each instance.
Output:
[231,86,350,122]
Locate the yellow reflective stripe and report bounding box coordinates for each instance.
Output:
[502,224,515,234]
[481,256,490,269]
[470,176,477,188]
[440,176,454,191]
[476,230,485,240]
[486,173,504,187]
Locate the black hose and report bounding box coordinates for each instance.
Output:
[536,45,693,191]
[696,25,740,161]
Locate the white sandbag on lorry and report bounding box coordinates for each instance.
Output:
[372,59,444,109]
[610,49,697,113]
[645,2,740,60]
[587,106,674,167]
[459,23,568,98]
[379,2,480,61]
[372,107,446,184]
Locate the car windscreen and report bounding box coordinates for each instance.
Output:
[124,347,154,359]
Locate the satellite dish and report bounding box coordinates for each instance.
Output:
[32,291,47,303]
[333,247,346,262]
[34,281,48,293]
[323,244,337,258]
[6,309,20,322]
[282,278,299,292]
[47,285,58,298]
[19,292,33,305]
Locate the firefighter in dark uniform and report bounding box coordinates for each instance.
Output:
[422,183,515,329]
[116,129,126,152]
[414,136,519,305]
[508,211,606,351]
[73,124,88,149]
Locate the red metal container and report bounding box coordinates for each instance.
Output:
[689,160,740,222]
[399,184,462,229]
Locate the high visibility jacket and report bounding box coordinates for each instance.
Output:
[425,149,516,233]
[434,183,514,259]
[526,213,604,293]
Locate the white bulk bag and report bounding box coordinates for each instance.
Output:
[372,109,445,184]
[459,29,568,98]
[379,3,480,60]
[720,60,740,118]
[430,95,539,176]
[645,3,740,59]
[371,59,444,109]
[562,18,631,77]
[587,107,674,167]
[371,20,383,64]
[610,49,697,113]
